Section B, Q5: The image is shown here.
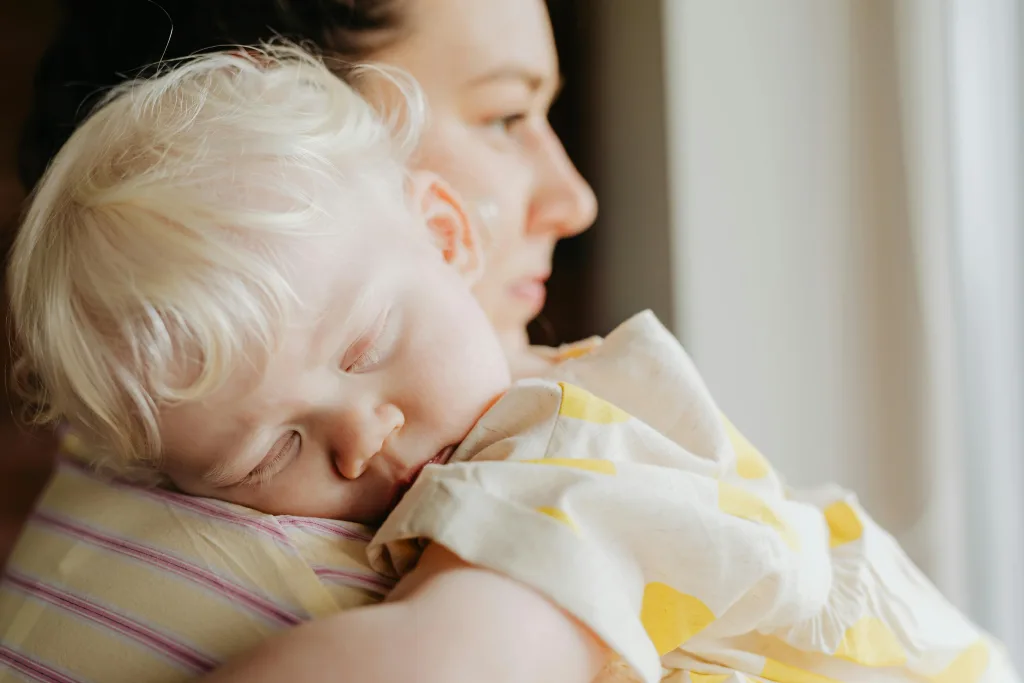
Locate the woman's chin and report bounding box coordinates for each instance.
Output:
[494,326,557,379]
[493,325,528,356]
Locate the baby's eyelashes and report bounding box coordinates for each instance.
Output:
[347,345,381,373]
[244,431,301,485]
[341,309,392,373]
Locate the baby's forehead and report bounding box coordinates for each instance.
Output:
[280,202,424,288]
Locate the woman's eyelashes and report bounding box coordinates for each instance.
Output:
[478,77,559,137]
[483,104,557,150]
[244,431,301,486]
[486,111,528,136]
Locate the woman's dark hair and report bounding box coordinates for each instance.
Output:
[18,0,406,191]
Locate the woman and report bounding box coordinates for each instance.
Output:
[2,1,602,681]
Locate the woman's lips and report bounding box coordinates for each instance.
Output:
[508,276,548,313]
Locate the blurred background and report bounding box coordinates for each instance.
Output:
[1,0,1022,664]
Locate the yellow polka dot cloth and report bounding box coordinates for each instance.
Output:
[369,312,1018,683]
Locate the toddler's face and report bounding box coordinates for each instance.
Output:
[159,179,510,523]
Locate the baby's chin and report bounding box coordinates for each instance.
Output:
[305,496,397,527]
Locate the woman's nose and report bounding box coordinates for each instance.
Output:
[528,128,598,238]
[333,403,405,480]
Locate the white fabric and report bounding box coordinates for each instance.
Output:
[369,312,1017,683]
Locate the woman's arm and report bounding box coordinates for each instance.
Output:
[201,544,606,683]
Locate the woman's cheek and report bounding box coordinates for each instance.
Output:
[422,123,530,217]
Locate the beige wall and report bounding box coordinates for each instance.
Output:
[666,0,924,535]
[584,0,675,335]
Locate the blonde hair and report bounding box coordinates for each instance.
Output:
[8,43,423,479]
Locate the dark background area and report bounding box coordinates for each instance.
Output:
[531,0,600,347]
[0,0,62,567]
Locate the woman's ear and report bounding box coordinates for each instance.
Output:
[407,170,485,284]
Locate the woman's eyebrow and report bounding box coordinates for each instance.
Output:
[465,66,563,94]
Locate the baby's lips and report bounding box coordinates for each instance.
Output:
[394,446,455,503]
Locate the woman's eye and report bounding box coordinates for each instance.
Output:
[486,112,528,135]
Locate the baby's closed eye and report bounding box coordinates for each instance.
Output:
[244,431,301,485]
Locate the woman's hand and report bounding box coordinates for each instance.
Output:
[201,544,606,683]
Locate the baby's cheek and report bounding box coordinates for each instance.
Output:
[411,283,508,429]
[454,345,510,424]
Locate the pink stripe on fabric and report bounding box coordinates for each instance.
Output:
[5,572,217,673]
[0,645,83,683]
[277,517,374,542]
[32,512,302,627]
[58,460,294,547]
[58,460,380,549]
[311,567,395,596]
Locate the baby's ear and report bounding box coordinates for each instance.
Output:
[407,170,484,284]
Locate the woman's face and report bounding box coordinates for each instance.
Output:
[371,0,598,359]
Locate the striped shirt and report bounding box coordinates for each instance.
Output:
[0,455,392,683]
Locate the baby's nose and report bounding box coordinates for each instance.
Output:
[334,403,404,479]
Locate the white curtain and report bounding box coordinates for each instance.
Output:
[892,0,967,609]
[897,0,1024,655]
[646,0,1024,664]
